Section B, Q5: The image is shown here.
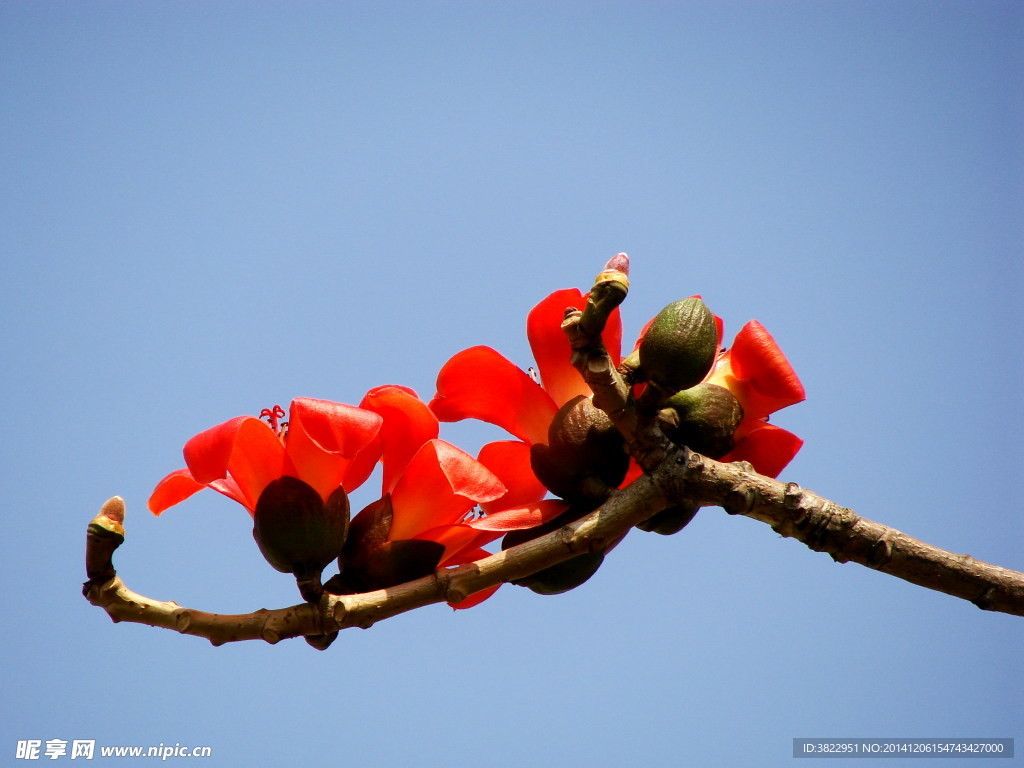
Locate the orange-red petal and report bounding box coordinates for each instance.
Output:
[476,440,547,513]
[465,499,568,531]
[714,320,805,420]
[360,385,439,494]
[429,346,557,445]
[148,468,205,515]
[182,415,254,485]
[224,418,291,509]
[388,439,507,541]
[722,421,803,478]
[527,288,623,408]
[440,546,503,609]
[285,398,383,501]
[182,415,287,509]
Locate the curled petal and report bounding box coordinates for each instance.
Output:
[223,418,292,509]
[182,415,257,485]
[388,439,506,541]
[183,416,287,510]
[476,440,547,512]
[286,398,383,500]
[710,320,805,420]
[723,421,803,478]
[430,346,557,445]
[465,499,568,532]
[417,524,496,562]
[148,469,205,515]
[449,584,502,610]
[360,385,439,494]
[527,288,623,407]
[148,469,252,516]
[440,545,503,609]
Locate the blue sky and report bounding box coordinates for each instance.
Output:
[2,2,1021,766]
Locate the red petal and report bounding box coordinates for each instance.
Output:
[182,415,253,484]
[429,346,557,445]
[417,523,497,559]
[208,477,251,512]
[148,468,255,516]
[527,288,622,408]
[722,421,803,478]
[466,499,568,531]
[717,320,805,420]
[360,385,439,494]
[388,439,507,541]
[449,585,502,610]
[225,418,291,508]
[148,468,204,515]
[285,398,383,501]
[436,545,503,609]
[619,457,644,488]
[476,440,547,512]
[183,415,286,509]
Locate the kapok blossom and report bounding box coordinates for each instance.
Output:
[428,287,623,500]
[705,319,805,477]
[340,385,564,607]
[148,398,384,516]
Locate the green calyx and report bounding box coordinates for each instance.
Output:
[658,382,743,458]
[638,297,718,396]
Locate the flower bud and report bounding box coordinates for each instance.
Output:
[331,495,445,593]
[253,476,350,602]
[638,298,718,396]
[659,382,743,458]
[530,395,629,502]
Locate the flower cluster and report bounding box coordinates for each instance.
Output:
[149,255,804,606]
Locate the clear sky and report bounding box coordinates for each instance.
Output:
[2,2,1021,766]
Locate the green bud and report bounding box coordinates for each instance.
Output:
[638,298,718,396]
[659,382,743,458]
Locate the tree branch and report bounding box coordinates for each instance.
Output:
[83,449,1024,648]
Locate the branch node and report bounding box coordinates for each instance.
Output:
[174,610,191,633]
[866,533,895,569]
[261,621,281,644]
[783,482,803,510]
[723,485,756,516]
[331,597,347,625]
[973,587,997,612]
[558,523,579,552]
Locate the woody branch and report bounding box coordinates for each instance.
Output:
[83,445,1024,649]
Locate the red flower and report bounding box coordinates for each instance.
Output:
[342,386,564,607]
[148,398,384,516]
[428,287,623,493]
[705,319,806,477]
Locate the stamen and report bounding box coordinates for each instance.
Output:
[259,405,287,436]
[457,507,486,525]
